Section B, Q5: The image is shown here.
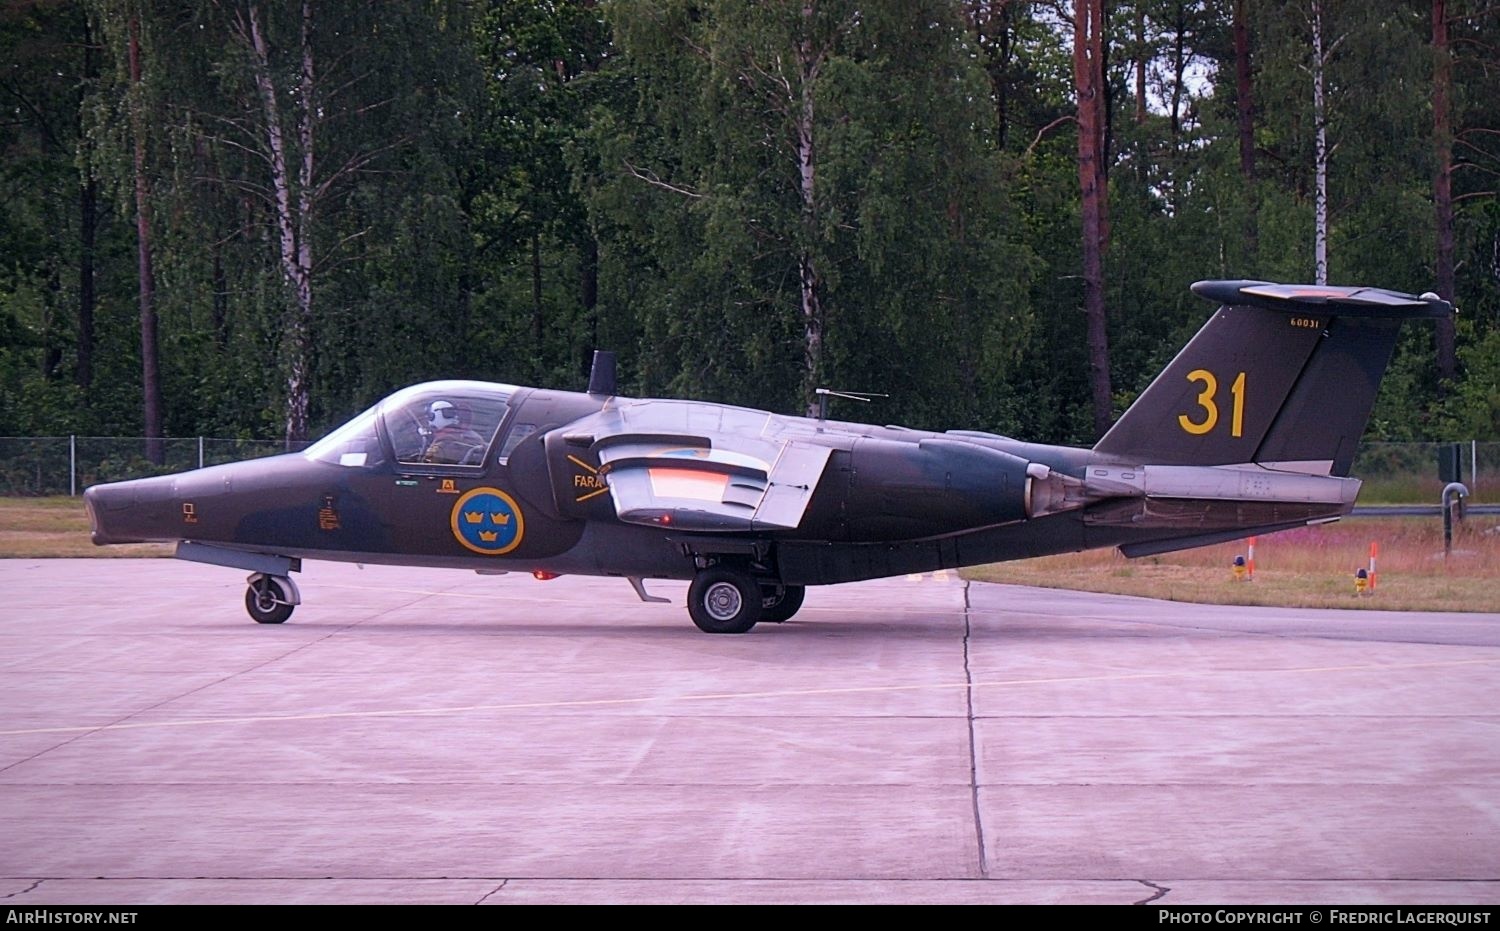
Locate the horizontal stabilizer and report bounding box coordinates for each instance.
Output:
[1189,281,1453,318]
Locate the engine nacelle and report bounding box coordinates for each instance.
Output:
[839,437,1032,541]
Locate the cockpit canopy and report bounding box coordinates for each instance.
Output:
[304,380,520,469]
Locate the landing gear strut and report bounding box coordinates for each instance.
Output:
[245,572,299,624]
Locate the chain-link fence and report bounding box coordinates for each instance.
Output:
[0,435,1492,503]
[0,436,309,496]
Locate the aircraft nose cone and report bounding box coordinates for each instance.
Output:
[84,483,128,544]
[83,475,176,545]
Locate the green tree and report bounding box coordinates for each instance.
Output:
[592,0,1033,428]
[0,1,98,434]
[468,0,612,390]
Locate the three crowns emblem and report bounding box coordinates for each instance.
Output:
[451,488,524,555]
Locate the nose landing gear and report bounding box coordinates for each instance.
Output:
[245,572,300,624]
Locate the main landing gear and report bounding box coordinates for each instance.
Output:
[245,572,300,624]
[686,566,805,634]
[759,583,805,624]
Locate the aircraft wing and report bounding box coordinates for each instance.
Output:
[568,401,834,532]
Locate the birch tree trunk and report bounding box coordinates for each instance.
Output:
[796,1,825,418]
[247,0,315,446]
[532,231,544,380]
[1311,0,1329,285]
[291,0,314,442]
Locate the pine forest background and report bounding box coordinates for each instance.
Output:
[3,0,1499,455]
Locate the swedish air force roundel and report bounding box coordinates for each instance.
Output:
[450,487,525,555]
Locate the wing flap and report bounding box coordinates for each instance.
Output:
[755,442,834,529]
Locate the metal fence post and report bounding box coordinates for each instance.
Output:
[198,436,204,470]
[1443,482,1469,557]
[70,434,76,496]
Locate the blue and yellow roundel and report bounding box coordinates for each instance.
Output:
[450,487,525,556]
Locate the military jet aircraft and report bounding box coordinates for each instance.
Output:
[85,280,1451,633]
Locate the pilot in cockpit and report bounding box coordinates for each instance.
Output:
[422,400,486,465]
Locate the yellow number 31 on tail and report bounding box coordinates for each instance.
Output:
[1179,370,1246,437]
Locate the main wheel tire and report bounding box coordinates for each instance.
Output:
[246,578,294,625]
[759,584,806,623]
[687,568,761,634]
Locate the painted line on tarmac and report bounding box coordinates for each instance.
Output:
[314,581,669,608]
[312,579,958,611]
[2,656,1496,738]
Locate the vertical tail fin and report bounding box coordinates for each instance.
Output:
[1093,281,1452,475]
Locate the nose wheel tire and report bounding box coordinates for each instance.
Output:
[245,577,295,625]
[687,568,761,634]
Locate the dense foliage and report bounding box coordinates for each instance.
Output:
[3,0,1497,449]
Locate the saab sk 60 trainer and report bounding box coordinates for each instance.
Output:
[86,280,1451,633]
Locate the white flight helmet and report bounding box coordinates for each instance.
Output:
[428,400,459,431]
